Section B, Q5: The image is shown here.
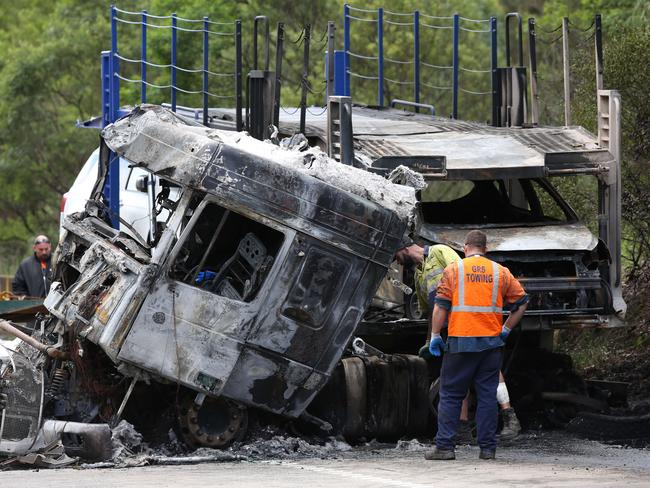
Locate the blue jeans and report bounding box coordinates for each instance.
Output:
[435,348,501,451]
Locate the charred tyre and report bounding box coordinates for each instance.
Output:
[176,394,248,448]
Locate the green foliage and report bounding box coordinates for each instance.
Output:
[570,23,650,270]
[0,1,111,272]
[0,0,647,278]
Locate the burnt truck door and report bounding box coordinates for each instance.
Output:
[116,196,297,405]
[247,236,359,357]
[214,233,366,416]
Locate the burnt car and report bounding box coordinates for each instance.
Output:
[1,105,420,454]
[310,101,628,344]
[417,177,616,327]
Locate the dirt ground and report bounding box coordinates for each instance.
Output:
[1,431,649,488]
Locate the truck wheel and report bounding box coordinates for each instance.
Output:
[176,395,248,449]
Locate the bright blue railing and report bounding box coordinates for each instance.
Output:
[100,4,500,224]
[102,5,242,226]
[104,5,242,129]
[339,4,497,119]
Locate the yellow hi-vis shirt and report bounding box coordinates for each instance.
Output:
[414,244,462,313]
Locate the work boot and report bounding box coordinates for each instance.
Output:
[499,407,521,440]
[455,420,475,445]
[424,447,455,460]
[479,449,496,460]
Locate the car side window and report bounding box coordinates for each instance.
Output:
[506,179,531,211]
[528,179,569,221]
[420,180,474,202]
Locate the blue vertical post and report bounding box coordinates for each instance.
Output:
[490,16,498,126]
[377,7,384,106]
[203,17,209,126]
[414,10,420,108]
[343,4,351,96]
[451,13,459,119]
[141,10,147,103]
[101,51,111,128]
[109,5,119,124]
[107,5,120,228]
[171,13,177,111]
[334,51,347,95]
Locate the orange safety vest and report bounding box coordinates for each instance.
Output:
[449,255,504,337]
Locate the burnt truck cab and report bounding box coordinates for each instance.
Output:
[43,105,415,444]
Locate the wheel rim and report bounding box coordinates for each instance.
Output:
[177,395,248,448]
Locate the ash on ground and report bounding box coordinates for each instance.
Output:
[83,421,432,469]
[77,420,650,472]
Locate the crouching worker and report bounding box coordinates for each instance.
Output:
[393,236,461,334]
[424,230,528,460]
[394,237,522,443]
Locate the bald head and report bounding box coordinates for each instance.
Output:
[33,235,51,261]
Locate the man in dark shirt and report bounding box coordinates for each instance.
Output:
[12,235,53,298]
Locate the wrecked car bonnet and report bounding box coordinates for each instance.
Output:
[420,222,598,252]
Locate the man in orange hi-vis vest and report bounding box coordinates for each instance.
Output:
[424,230,528,461]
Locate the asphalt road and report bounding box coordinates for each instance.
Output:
[1,432,649,488]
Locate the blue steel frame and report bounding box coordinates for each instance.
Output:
[141,10,147,103]
[343,4,351,96]
[103,6,241,228]
[171,13,177,112]
[377,7,384,106]
[340,5,496,120]
[451,14,459,119]
[104,4,500,226]
[490,16,498,126]
[104,5,121,228]
[203,17,209,126]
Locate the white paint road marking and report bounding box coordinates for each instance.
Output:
[278,461,430,488]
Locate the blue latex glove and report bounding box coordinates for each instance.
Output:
[429,334,445,357]
[500,324,511,342]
